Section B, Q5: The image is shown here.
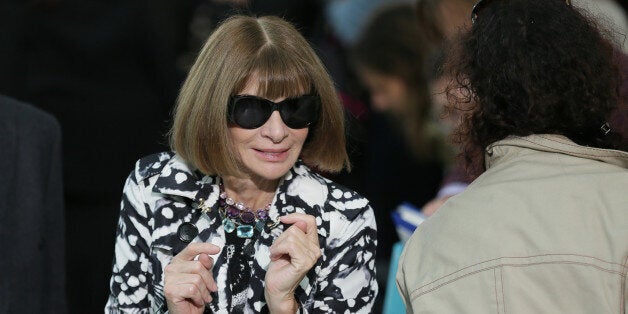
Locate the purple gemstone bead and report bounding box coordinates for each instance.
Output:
[226,206,240,218]
[257,209,268,220]
[240,211,256,224]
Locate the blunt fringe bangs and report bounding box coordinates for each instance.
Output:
[170,15,349,176]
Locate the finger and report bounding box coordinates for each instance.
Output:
[172,242,221,263]
[293,221,308,233]
[273,223,321,256]
[269,234,319,268]
[270,223,307,253]
[165,261,218,291]
[165,260,216,293]
[270,228,319,262]
[271,241,312,262]
[198,253,214,270]
[165,259,212,274]
[164,276,212,305]
[198,254,218,291]
[280,214,318,240]
[270,229,305,260]
[180,283,209,307]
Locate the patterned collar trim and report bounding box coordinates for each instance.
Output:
[152,154,211,200]
[150,155,327,237]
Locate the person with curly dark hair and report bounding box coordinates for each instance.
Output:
[397,0,628,312]
[450,0,625,163]
[415,0,628,216]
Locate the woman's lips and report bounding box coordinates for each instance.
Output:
[254,148,289,162]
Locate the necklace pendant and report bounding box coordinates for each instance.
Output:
[223,218,236,233]
[236,225,254,238]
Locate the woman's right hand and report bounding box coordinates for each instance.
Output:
[164,242,221,314]
[264,213,321,313]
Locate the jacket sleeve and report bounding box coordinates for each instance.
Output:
[105,172,157,313]
[395,235,414,314]
[307,204,378,313]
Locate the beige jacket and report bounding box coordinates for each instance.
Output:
[397,134,628,313]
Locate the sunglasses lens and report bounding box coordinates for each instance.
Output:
[231,97,271,129]
[280,96,319,129]
[229,95,320,129]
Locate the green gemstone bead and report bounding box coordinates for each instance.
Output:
[237,225,254,238]
[223,218,235,233]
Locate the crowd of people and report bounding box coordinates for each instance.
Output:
[0,0,626,313]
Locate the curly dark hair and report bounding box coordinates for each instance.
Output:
[445,0,622,168]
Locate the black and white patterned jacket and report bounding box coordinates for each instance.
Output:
[105,152,378,313]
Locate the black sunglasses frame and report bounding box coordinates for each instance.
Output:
[227,94,321,129]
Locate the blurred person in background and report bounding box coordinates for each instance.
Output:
[0,94,66,313]
[397,0,628,312]
[349,2,447,305]
[350,2,447,225]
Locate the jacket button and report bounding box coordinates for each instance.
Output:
[486,147,494,156]
[177,222,198,243]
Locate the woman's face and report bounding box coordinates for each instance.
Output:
[358,68,408,113]
[229,79,309,182]
[435,0,473,40]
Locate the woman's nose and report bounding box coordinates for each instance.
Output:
[260,111,288,143]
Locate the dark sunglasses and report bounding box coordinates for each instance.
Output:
[471,0,572,24]
[227,94,320,129]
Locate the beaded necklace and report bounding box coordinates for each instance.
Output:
[218,183,271,238]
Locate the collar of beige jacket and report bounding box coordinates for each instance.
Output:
[485,134,628,169]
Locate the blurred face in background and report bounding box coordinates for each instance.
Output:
[435,0,473,40]
[358,67,408,113]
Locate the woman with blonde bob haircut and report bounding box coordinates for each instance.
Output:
[106,15,378,314]
[172,15,349,176]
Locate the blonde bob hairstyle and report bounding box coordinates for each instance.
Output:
[170,15,350,176]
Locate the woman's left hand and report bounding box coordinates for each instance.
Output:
[265,213,321,313]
